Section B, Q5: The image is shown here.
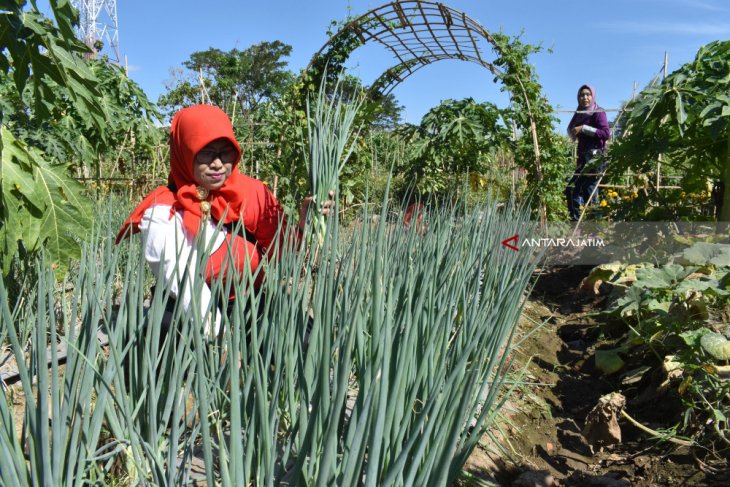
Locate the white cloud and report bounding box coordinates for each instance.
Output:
[635,0,729,12]
[599,20,730,36]
[670,0,729,12]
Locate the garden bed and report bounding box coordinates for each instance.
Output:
[465,265,727,486]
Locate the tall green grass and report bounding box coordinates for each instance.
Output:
[0,191,537,486]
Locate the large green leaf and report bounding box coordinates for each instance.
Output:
[608,40,730,201]
[595,348,626,375]
[35,161,91,267]
[634,263,694,289]
[676,242,730,268]
[614,285,647,318]
[701,332,730,360]
[2,127,43,209]
[1,127,90,276]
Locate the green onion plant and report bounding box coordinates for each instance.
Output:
[305,77,363,246]
[1,176,537,487]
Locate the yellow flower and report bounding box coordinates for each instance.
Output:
[600,199,608,207]
[623,196,631,202]
[632,192,639,199]
[578,205,584,210]
[680,191,686,198]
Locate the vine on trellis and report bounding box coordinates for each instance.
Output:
[491,32,572,221]
[280,6,572,220]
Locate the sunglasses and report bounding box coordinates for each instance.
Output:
[196,148,238,164]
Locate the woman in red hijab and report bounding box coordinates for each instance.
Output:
[117,104,317,334]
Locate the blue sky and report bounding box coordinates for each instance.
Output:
[73,0,730,127]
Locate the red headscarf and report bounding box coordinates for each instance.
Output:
[117,105,264,243]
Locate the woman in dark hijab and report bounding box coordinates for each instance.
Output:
[565,84,611,221]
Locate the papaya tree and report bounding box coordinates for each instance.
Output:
[0,0,159,276]
[395,98,512,195]
[609,40,730,222]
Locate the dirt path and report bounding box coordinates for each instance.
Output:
[465,266,718,487]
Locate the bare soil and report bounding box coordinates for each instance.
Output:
[464,266,728,487]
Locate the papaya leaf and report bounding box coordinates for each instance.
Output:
[34,162,91,275]
[2,127,90,276]
[0,185,23,274]
[2,151,41,206]
[675,92,687,133]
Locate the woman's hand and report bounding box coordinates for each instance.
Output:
[572,125,583,137]
[298,191,336,232]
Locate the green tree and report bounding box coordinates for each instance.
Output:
[609,40,730,222]
[158,42,296,119]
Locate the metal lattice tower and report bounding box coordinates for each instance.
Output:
[71,0,120,63]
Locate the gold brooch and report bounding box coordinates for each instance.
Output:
[195,186,209,200]
[195,186,211,218]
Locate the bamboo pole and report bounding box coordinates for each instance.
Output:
[656,52,668,194]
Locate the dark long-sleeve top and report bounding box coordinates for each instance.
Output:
[570,110,611,166]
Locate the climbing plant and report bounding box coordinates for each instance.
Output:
[491,32,573,221]
[301,16,572,219]
[265,15,402,210]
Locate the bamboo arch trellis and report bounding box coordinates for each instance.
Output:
[304,0,546,220]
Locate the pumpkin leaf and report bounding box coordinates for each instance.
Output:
[676,242,730,268]
[596,349,626,375]
[635,263,693,289]
[701,332,730,360]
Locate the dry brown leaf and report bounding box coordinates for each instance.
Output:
[582,392,626,454]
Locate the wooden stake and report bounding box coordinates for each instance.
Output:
[658,52,668,190]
